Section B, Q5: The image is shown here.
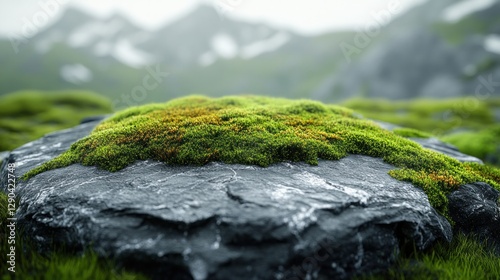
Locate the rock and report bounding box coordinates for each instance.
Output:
[0,121,100,179]
[0,151,9,161]
[79,114,110,124]
[448,182,500,254]
[0,119,457,280]
[0,151,9,167]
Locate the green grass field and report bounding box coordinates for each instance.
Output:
[359,232,500,280]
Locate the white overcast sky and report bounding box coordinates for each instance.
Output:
[0,0,427,37]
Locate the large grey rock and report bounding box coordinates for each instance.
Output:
[1,118,488,280]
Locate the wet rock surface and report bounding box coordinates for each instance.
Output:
[0,119,496,279]
[448,182,500,254]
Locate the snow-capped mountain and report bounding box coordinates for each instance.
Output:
[313,0,500,101]
[1,1,499,103]
[32,9,152,68]
[27,5,295,69]
[137,5,294,67]
[0,4,313,102]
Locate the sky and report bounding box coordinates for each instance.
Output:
[0,0,426,37]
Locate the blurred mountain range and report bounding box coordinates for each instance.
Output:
[1,0,499,105]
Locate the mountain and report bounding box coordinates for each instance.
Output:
[0,5,349,105]
[314,0,500,101]
[30,8,148,66]
[0,1,499,104]
[139,5,294,67]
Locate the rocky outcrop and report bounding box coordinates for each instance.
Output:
[1,118,498,279]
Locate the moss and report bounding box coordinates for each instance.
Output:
[442,126,500,165]
[343,97,500,166]
[0,90,113,151]
[22,95,500,220]
[393,128,432,138]
[358,233,500,280]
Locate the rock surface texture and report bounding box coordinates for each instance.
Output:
[0,119,497,279]
[448,182,500,254]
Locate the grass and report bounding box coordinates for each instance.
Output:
[359,233,500,280]
[0,90,113,151]
[22,95,500,220]
[0,192,147,280]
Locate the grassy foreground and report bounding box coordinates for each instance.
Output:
[359,233,500,280]
[0,90,113,151]
[23,95,500,219]
[2,192,499,279]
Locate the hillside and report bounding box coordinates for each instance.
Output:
[2,1,498,103]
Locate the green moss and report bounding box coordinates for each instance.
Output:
[22,95,500,219]
[0,90,113,151]
[393,128,432,138]
[442,126,500,165]
[358,233,500,280]
[343,97,500,166]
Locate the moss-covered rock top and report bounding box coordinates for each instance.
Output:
[23,95,500,218]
